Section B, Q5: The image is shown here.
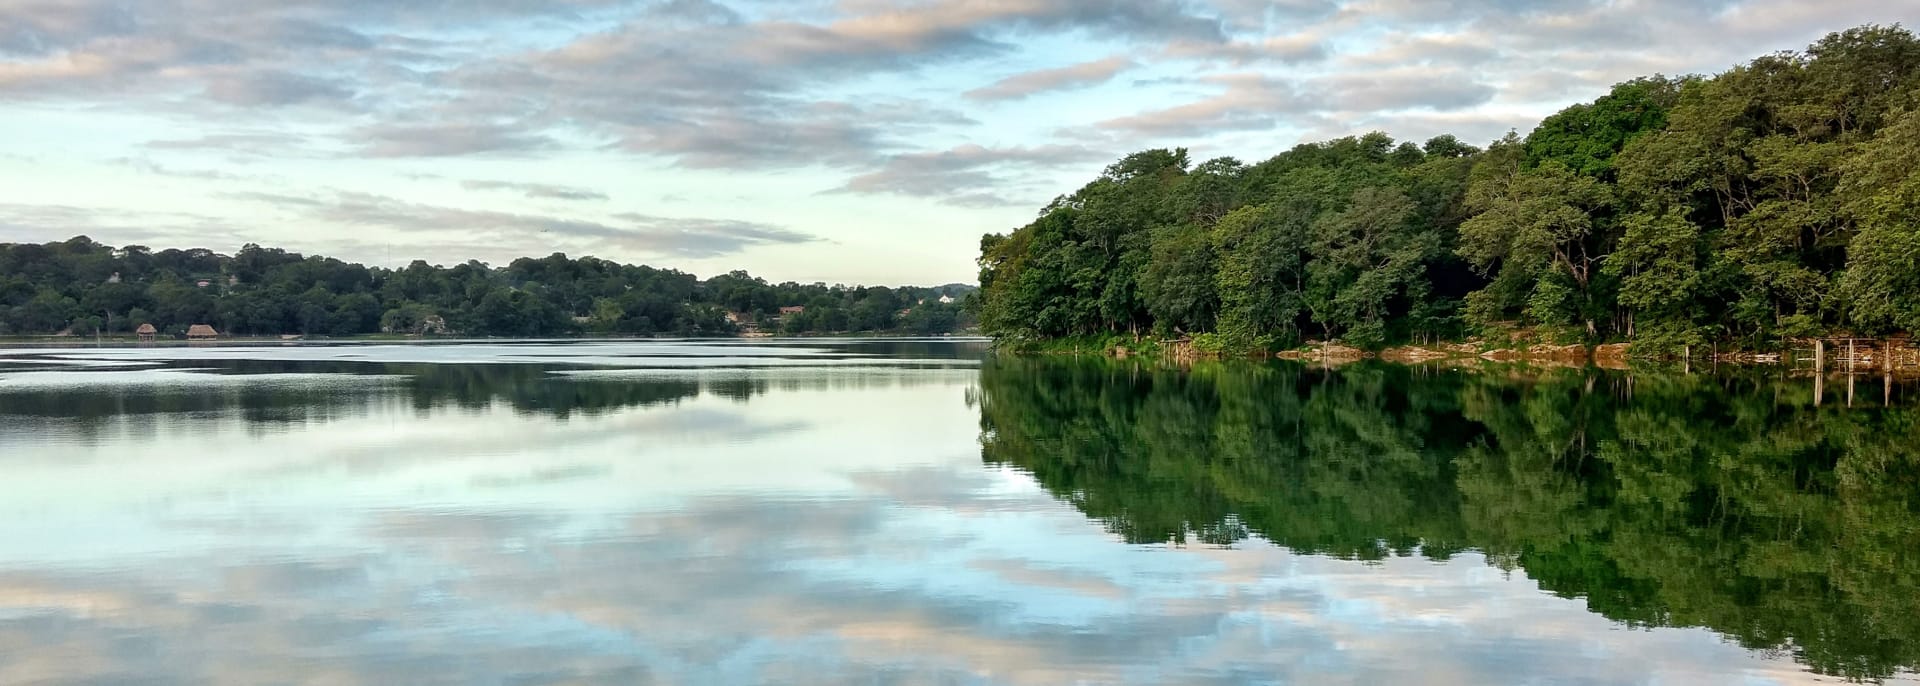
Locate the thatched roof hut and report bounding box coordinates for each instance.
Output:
[186,324,219,340]
[136,323,157,341]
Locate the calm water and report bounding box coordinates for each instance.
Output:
[0,340,1916,685]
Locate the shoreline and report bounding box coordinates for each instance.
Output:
[0,333,993,348]
[1002,336,1920,375]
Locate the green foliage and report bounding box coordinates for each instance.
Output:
[1140,223,1217,335]
[976,25,1920,351]
[1838,105,1920,332]
[0,238,976,338]
[1188,332,1227,355]
[980,356,1920,680]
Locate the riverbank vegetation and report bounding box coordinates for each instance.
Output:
[975,25,1920,356]
[0,239,974,338]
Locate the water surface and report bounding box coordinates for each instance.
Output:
[0,340,1914,685]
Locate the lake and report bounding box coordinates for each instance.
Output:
[0,339,1915,685]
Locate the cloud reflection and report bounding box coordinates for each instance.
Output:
[0,350,1898,685]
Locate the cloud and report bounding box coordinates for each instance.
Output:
[965,56,1137,101]
[1204,0,1341,29]
[1316,67,1498,112]
[1343,32,1502,67]
[461,180,610,202]
[0,202,251,249]
[611,212,823,257]
[202,70,357,107]
[1165,32,1328,64]
[225,190,816,259]
[352,122,559,158]
[144,132,312,154]
[833,144,1108,207]
[1096,74,1315,137]
[110,157,256,181]
[1,0,1913,274]
[0,457,1856,686]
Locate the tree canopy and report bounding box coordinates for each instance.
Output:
[975,25,1920,353]
[0,239,975,338]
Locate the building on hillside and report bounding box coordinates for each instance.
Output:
[186,324,219,340]
[938,294,956,304]
[106,272,121,284]
[136,323,157,342]
[779,306,806,315]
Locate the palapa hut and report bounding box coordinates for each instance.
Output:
[186,324,219,340]
[136,323,157,342]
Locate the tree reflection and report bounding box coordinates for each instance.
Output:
[0,361,710,430]
[979,358,1920,681]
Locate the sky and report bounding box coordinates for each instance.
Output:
[0,0,1913,285]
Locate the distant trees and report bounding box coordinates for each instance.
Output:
[975,25,1920,352]
[0,239,976,338]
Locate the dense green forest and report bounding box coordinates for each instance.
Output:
[975,25,1920,354]
[978,357,1920,680]
[0,237,973,338]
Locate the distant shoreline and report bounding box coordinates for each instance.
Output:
[0,334,992,347]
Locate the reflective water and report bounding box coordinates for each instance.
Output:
[0,340,1915,685]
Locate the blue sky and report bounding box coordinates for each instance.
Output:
[0,0,1911,285]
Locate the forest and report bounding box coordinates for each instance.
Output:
[974,25,1920,354]
[0,238,973,338]
[978,357,1920,680]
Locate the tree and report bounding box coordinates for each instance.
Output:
[1308,186,1436,348]
[0,235,953,339]
[970,24,1920,353]
[589,298,626,334]
[1140,223,1217,335]
[1839,106,1920,332]
[1459,150,1615,338]
[331,293,381,335]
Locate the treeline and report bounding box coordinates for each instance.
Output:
[979,357,1920,680]
[976,25,1920,353]
[0,237,975,338]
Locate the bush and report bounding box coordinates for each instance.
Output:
[1191,332,1227,355]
